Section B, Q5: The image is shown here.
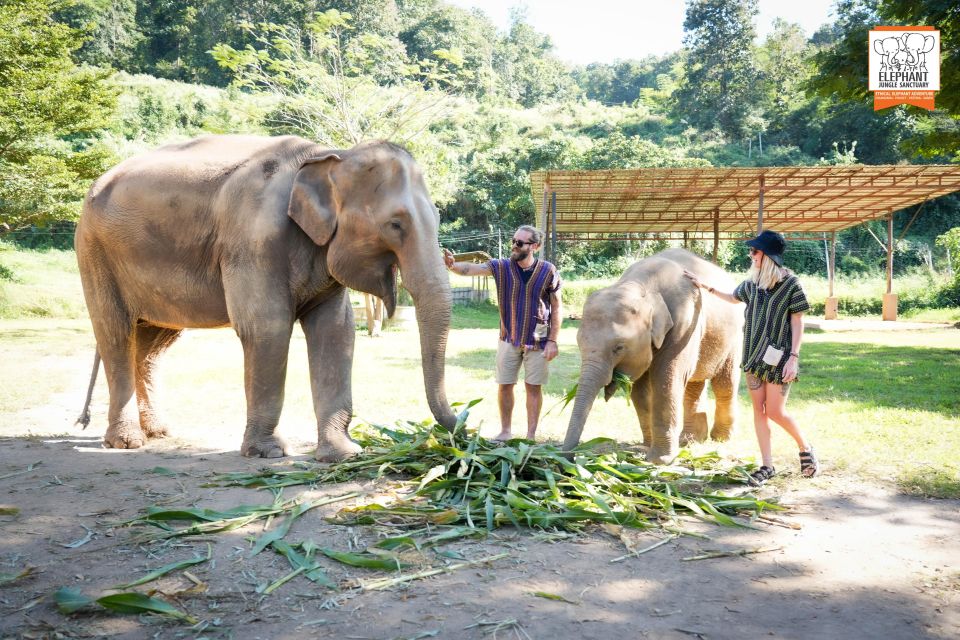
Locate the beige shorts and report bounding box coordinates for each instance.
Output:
[495,340,550,386]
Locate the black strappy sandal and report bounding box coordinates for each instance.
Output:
[749,465,776,486]
[800,448,819,478]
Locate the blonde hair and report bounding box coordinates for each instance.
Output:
[749,254,788,290]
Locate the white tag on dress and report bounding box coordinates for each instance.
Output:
[534,323,549,339]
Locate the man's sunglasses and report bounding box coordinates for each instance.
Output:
[512,239,536,248]
[748,247,760,255]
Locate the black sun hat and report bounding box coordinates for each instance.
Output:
[745,230,786,266]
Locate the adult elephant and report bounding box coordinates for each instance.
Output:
[75,135,457,461]
[562,249,743,464]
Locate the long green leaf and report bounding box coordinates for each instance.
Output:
[96,592,196,623]
[113,551,210,589]
[54,587,95,614]
[320,549,409,570]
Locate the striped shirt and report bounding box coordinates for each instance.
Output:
[488,258,562,349]
[734,274,810,384]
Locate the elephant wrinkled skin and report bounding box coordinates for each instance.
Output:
[562,249,743,464]
[75,135,457,461]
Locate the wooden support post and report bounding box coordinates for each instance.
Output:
[712,208,720,263]
[883,214,898,321]
[757,175,765,235]
[541,186,549,260]
[550,191,557,262]
[683,230,689,250]
[825,232,838,320]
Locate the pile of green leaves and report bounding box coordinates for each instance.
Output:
[58,405,777,625]
[219,402,778,535]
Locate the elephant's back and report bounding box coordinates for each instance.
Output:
[86,136,314,205]
[79,135,322,241]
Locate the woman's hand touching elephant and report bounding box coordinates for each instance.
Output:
[442,248,455,270]
[682,269,704,290]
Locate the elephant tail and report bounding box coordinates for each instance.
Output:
[76,350,101,430]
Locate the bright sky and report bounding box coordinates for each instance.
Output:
[446,0,836,64]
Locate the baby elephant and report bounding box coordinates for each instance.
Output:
[562,249,743,463]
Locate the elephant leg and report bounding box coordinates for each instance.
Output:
[647,363,686,465]
[234,317,293,458]
[78,246,144,449]
[134,324,183,439]
[300,288,361,462]
[710,356,740,442]
[681,380,708,444]
[630,372,653,448]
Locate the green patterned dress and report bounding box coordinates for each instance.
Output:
[734,274,811,384]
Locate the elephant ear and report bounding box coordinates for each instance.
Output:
[287,153,343,246]
[649,293,674,350]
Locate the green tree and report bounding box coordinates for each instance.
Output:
[399,2,498,97]
[211,10,457,200]
[0,0,116,232]
[54,0,143,69]
[675,0,760,138]
[756,19,810,141]
[582,131,711,169]
[571,62,615,103]
[494,9,575,107]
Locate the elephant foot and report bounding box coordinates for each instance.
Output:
[315,436,362,463]
[104,421,147,450]
[241,434,288,458]
[646,446,678,465]
[681,412,709,444]
[710,425,733,442]
[140,415,169,439]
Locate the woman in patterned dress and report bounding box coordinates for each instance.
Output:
[684,230,819,485]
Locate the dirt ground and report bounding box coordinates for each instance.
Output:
[1,391,959,640]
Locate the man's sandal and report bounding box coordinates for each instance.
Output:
[749,465,776,486]
[800,448,819,478]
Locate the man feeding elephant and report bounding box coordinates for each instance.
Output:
[443,226,562,441]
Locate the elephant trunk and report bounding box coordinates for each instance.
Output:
[403,267,457,430]
[562,360,613,454]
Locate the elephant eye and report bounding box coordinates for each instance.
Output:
[612,344,625,355]
[390,220,402,230]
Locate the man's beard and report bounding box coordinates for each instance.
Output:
[511,248,530,262]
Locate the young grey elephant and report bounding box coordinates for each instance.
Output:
[75,135,457,461]
[562,249,743,464]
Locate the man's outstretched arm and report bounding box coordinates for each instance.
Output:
[443,249,493,277]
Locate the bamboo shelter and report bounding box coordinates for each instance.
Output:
[530,165,960,320]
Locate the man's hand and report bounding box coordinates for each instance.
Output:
[442,248,455,270]
[543,340,559,362]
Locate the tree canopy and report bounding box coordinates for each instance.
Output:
[0,0,116,231]
[1,0,957,278]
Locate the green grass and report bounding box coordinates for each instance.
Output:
[794,331,960,497]
[0,244,86,319]
[1,246,958,497]
[899,307,960,323]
